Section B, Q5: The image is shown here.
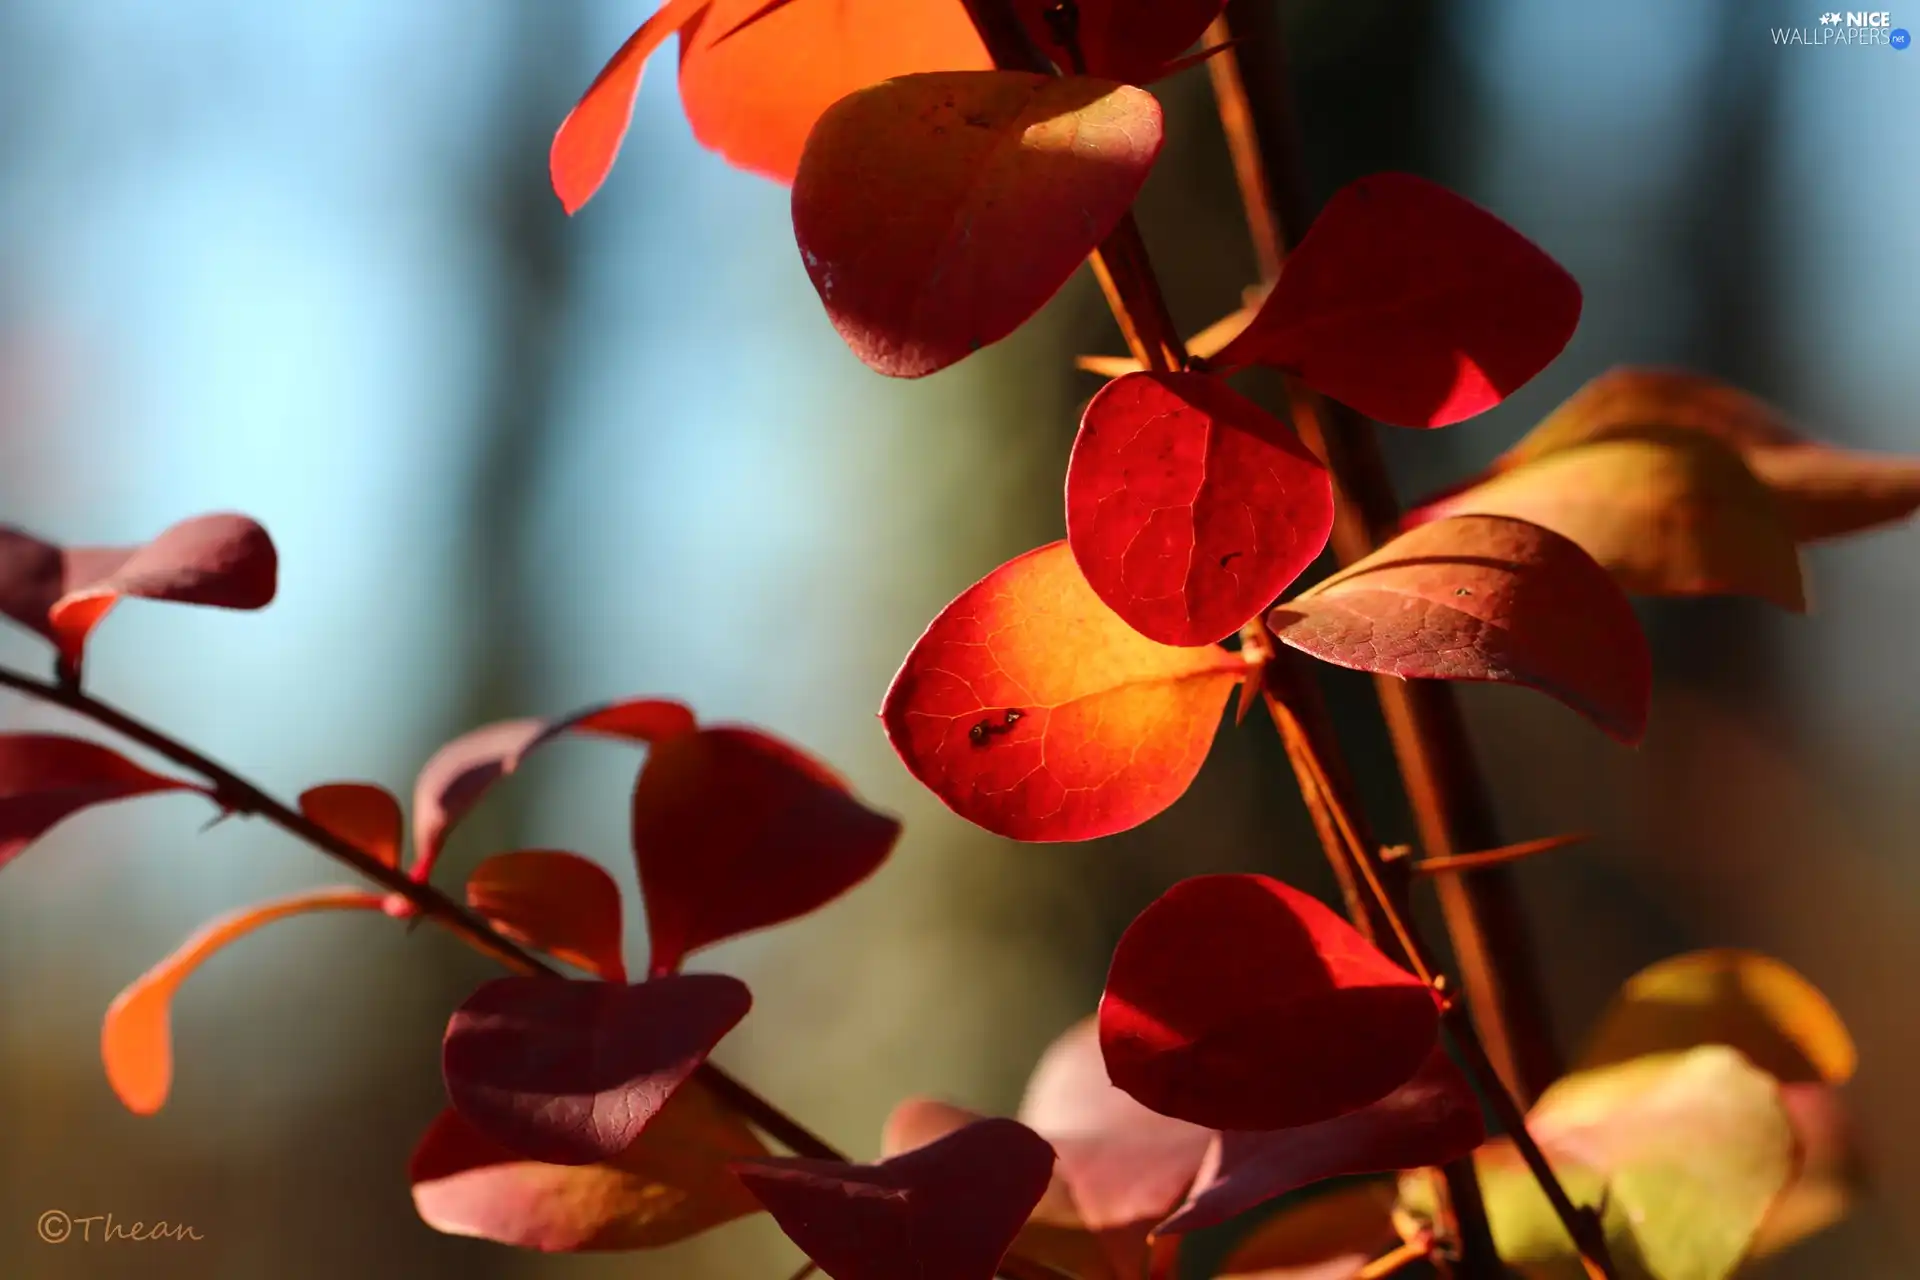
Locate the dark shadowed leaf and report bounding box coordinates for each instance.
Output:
[443,973,750,1166]
[1211,173,1581,427]
[735,1116,1057,1280]
[410,1075,768,1251]
[1449,366,1920,543]
[411,697,695,881]
[1407,427,1806,612]
[793,71,1163,378]
[882,541,1249,842]
[1156,1045,1483,1236]
[1269,515,1651,744]
[102,888,384,1114]
[468,851,628,982]
[1577,949,1855,1087]
[678,0,989,184]
[1398,1046,1795,1280]
[1215,1182,1402,1280]
[630,725,900,976]
[0,734,211,870]
[1100,874,1440,1131]
[1067,371,1334,646]
[0,514,276,671]
[1013,0,1226,82]
[550,0,711,213]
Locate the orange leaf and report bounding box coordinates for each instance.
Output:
[677,0,989,184]
[102,887,385,1114]
[298,782,403,869]
[793,71,1164,378]
[1410,425,1807,612]
[881,541,1249,841]
[1461,365,1920,543]
[1214,1182,1401,1279]
[467,850,627,982]
[551,0,713,213]
[1269,515,1651,744]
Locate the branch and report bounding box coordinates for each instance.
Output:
[0,662,841,1164]
[1207,0,1562,1106]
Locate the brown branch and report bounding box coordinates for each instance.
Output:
[1414,833,1590,878]
[1209,0,1561,1107]
[0,662,842,1164]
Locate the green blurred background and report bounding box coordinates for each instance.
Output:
[0,0,1913,1276]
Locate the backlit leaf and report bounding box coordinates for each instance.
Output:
[1398,1046,1796,1280]
[881,541,1249,842]
[734,1116,1056,1280]
[630,725,900,976]
[410,1075,768,1251]
[1577,949,1855,1087]
[442,973,750,1166]
[1066,371,1333,646]
[298,782,403,868]
[1408,427,1806,612]
[468,851,628,982]
[0,734,211,870]
[1750,1082,1859,1259]
[1216,1182,1401,1280]
[550,0,712,213]
[1464,366,1920,542]
[678,0,989,184]
[411,697,695,881]
[1013,0,1227,83]
[1156,1045,1483,1236]
[1269,515,1651,744]
[0,514,276,673]
[1210,173,1581,427]
[1100,874,1439,1131]
[792,71,1164,378]
[102,887,384,1114]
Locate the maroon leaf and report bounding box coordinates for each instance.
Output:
[1100,874,1439,1131]
[442,973,750,1166]
[1211,173,1581,427]
[0,735,210,869]
[1066,371,1334,646]
[411,697,696,881]
[734,1116,1057,1280]
[1268,514,1652,745]
[631,725,901,976]
[1155,1045,1484,1236]
[0,514,276,672]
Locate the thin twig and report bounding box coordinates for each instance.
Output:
[0,662,843,1164]
[1212,0,1561,1109]
[1414,833,1590,877]
[1357,1236,1434,1279]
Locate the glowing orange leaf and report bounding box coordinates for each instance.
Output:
[468,850,628,982]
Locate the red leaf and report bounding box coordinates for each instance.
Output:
[792,71,1164,378]
[411,697,695,881]
[442,973,749,1166]
[631,725,900,976]
[1067,371,1333,646]
[677,0,989,184]
[1212,173,1581,427]
[0,734,210,870]
[881,541,1250,842]
[551,0,712,213]
[102,887,384,1114]
[1155,1045,1484,1236]
[1100,874,1440,1131]
[0,514,276,673]
[410,1076,769,1251]
[734,1116,1057,1280]
[1014,0,1226,83]
[298,782,403,868]
[1268,514,1651,744]
[468,851,628,982]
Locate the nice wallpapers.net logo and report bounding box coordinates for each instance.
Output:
[1774,10,1912,46]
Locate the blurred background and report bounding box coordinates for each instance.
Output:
[0,0,1913,1276]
